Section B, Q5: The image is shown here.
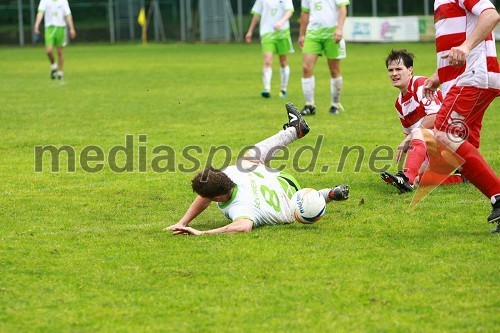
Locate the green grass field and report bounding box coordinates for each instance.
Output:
[0,42,499,332]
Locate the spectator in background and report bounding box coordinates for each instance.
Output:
[246,0,295,98]
[34,0,76,80]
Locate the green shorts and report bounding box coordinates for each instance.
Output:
[302,35,346,60]
[261,38,294,55]
[45,26,66,47]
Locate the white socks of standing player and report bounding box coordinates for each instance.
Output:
[50,63,57,71]
[262,67,272,92]
[302,76,315,105]
[330,76,343,106]
[245,127,297,164]
[280,65,290,92]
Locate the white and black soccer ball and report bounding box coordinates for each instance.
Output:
[291,188,326,224]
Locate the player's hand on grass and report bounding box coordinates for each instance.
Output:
[163,222,188,231]
[172,226,203,236]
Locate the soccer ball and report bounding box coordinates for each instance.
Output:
[291,188,326,224]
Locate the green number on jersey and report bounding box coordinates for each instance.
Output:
[314,2,322,11]
[260,185,280,212]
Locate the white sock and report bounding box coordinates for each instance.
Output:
[319,188,333,203]
[262,67,272,91]
[51,63,57,70]
[302,76,315,105]
[245,127,296,164]
[57,71,63,77]
[280,65,290,91]
[330,76,343,105]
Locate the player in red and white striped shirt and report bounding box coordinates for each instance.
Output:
[381,49,464,193]
[423,0,500,232]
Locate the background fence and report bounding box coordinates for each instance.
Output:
[0,0,497,46]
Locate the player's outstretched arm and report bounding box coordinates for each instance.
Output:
[334,5,347,43]
[172,219,253,236]
[245,15,260,43]
[34,12,44,34]
[443,8,500,67]
[298,11,309,49]
[163,195,212,231]
[66,15,76,39]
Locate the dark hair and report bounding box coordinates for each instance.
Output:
[385,49,415,68]
[191,167,235,198]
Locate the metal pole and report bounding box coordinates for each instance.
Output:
[424,0,430,16]
[237,0,242,41]
[372,0,377,17]
[30,0,35,45]
[108,0,115,43]
[128,0,135,40]
[397,0,403,16]
[186,0,192,41]
[18,0,25,46]
[348,0,353,17]
[153,0,159,41]
[180,0,185,41]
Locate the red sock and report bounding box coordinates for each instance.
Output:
[404,139,427,184]
[456,141,500,198]
[441,174,464,185]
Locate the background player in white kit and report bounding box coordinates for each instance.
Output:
[34,0,76,80]
[165,103,349,236]
[246,0,295,98]
[298,0,349,115]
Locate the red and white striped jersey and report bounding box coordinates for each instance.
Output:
[395,76,443,135]
[434,0,500,96]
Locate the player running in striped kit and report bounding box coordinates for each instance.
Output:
[165,103,349,236]
[422,0,500,232]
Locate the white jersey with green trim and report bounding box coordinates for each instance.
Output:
[37,0,71,27]
[302,0,350,39]
[251,0,294,41]
[218,165,294,227]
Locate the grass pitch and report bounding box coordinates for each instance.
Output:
[0,42,498,332]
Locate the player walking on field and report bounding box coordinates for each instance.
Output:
[34,0,76,80]
[381,49,465,193]
[246,0,295,98]
[422,0,500,232]
[165,103,349,235]
[298,0,349,116]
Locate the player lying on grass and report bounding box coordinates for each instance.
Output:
[164,103,349,235]
[380,49,466,193]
